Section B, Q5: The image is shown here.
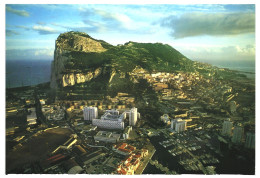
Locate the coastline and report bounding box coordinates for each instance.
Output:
[5,60,255,90]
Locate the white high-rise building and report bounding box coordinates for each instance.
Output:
[105,109,119,115]
[83,107,98,121]
[245,132,255,149]
[232,124,244,144]
[129,107,138,126]
[171,119,176,129]
[92,109,125,130]
[171,118,186,133]
[221,118,233,136]
[175,121,187,133]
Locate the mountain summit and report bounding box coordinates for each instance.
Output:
[50,31,194,89]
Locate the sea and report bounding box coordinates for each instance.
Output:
[6,59,52,89]
[5,59,255,89]
[214,65,255,79]
[196,60,255,79]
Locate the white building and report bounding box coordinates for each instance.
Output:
[221,118,233,137]
[232,124,244,144]
[171,118,187,133]
[92,109,125,130]
[129,107,138,126]
[94,131,120,143]
[245,132,255,149]
[105,109,119,115]
[175,121,187,133]
[83,107,98,121]
[92,118,125,130]
[232,124,244,143]
[123,126,132,139]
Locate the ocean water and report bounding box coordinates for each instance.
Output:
[195,59,255,79]
[6,60,52,88]
[5,59,255,89]
[214,65,255,79]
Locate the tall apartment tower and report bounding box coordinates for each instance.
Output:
[129,107,138,126]
[83,107,98,121]
[232,124,244,144]
[245,132,255,149]
[221,118,233,136]
[175,121,187,133]
[171,118,186,133]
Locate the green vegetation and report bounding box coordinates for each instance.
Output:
[64,51,110,72]
[63,37,195,75]
[57,32,250,102]
[126,42,194,72]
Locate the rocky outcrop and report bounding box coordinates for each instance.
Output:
[50,32,107,89]
[50,48,70,88]
[62,68,101,87]
[56,32,107,53]
[50,31,194,89]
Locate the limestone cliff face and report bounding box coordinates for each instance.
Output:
[50,32,107,88]
[50,31,193,89]
[62,68,101,87]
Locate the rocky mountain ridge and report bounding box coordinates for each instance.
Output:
[50,31,194,89]
[50,32,109,88]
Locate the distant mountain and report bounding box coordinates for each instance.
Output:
[50,31,194,89]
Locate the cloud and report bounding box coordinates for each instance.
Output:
[34,49,53,56]
[10,24,59,35]
[32,25,59,35]
[79,8,124,29]
[37,21,46,25]
[16,25,30,30]
[6,29,19,36]
[175,44,255,62]
[6,6,30,17]
[6,48,54,60]
[78,7,151,34]
[92,8,132,26]
[221,45,255,57]
[161,12,255,38]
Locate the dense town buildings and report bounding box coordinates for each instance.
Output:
[6,65,255,175]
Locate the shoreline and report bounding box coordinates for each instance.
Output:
[6,63,255,90]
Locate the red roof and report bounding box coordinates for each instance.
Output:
[134,154,141,158]
[127,145,136,151]
[118,168,127,175]
[120,143,127,148]
[47,154,63,161]
[51,155,65,162]
[118,148,131,153]
[134,159,139,165]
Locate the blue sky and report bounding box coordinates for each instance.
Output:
[5,4,255,65]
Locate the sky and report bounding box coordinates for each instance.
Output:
[5,4,255,66]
